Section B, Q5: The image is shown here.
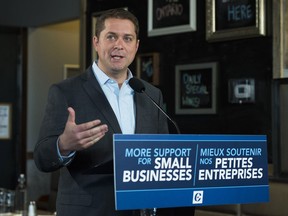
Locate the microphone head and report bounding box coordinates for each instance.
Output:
[129,77,145,93]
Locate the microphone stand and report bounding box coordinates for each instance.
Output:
[142,91,181,134]
[140,208,157,216]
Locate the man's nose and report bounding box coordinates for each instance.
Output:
[114,39,124,49]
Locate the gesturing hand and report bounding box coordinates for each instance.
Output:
[58,107,108,155]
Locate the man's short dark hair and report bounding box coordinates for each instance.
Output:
[95,8,139,39]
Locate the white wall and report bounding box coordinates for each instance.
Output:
[27,19,80,202]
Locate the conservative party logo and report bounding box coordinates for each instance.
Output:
[192,191,203,204]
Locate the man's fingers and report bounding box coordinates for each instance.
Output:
[85,124,108,139]
[78,119,104,132]
[80,132,106,149]
[67,107,76,124]
[65,107,108,143]
[67,107,101,131]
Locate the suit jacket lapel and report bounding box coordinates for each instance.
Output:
[82,68,122,134]
[134,92,148,133]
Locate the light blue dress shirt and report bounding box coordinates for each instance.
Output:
[92,62,135,134]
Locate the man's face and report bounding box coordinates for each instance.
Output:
[93,18,139,78]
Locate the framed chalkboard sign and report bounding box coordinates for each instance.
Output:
[136,52,160,85]
[273,0,288,78]
[206,0,266,42]
[148,0,197,37]
[0,103,12,139]
[175,62,218,114]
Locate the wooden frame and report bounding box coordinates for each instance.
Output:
[91,14,98,63]
[148,0,197,37]
[0,103,12,139]
[273,0,288,78]
[136,53,160,85]
[63,64,80,79]
[175,62,218,114]
[206,0,266,42]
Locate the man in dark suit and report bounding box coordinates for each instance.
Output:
[34,8,170,216]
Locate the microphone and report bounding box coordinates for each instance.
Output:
[129,77,181,134]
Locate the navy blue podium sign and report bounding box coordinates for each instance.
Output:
[113,134,269,210]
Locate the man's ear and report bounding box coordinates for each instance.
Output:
[92,36,98,51]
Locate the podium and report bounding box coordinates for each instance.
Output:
[113,134,269,210]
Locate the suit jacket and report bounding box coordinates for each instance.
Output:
[34,66,169,216]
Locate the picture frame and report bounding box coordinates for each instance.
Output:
[273,0,288,78]
[0,103,12,139]
[63,64,80,79]
[175,62,218,114]
[148,0,197,37]
[136,53,160,85]
[206,0,266,42]
[91,13,98,63]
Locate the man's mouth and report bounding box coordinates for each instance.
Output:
[111,55,123,60]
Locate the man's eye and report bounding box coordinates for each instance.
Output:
[124,37,133,42]
[107,35,116,40]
